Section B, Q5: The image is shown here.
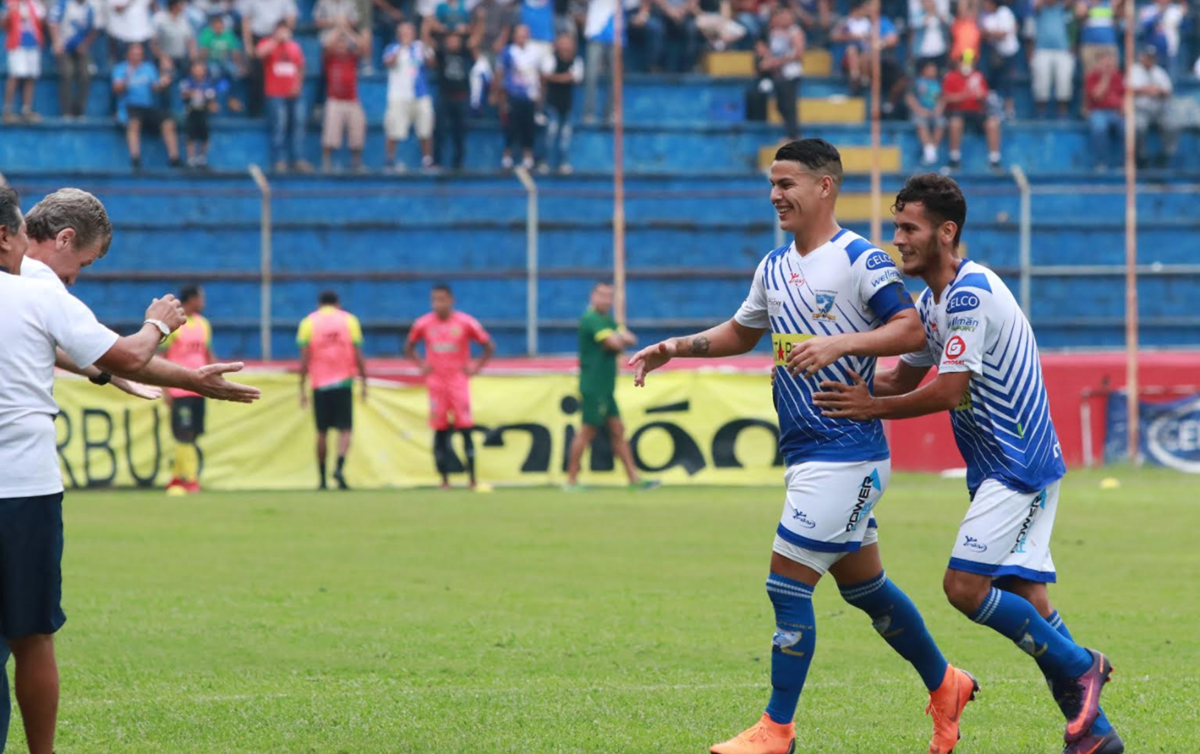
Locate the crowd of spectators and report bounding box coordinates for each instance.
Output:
[0,0,1195,171]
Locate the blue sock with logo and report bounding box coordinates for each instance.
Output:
[764,573,816,725]
[970,588,1093,680]
[840,571,949,692]
[1044,610,1113,735]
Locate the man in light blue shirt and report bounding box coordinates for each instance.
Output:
[1031,0,1074,117]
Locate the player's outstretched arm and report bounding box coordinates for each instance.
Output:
[813,369,970,421]
[629,319,766,386]
[785,307,926,377]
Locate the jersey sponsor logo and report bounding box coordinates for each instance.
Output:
[949,315,979,332]
[944,335,967,360]
[767,295,783,316]
[870,269,903,288]
[771,332,815,366]
[813,292,838,321]
[789,272,805,286]
[1010,489,1048,554]
[845,469,881,532]
[962,535,988,553]
[864,251,893,270]
[946,291,981,313]
[790,507,817,529]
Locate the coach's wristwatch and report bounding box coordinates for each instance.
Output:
[144,318,172,343]
[89,371,113,386]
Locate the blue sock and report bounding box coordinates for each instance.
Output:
[971,588,1093,680]
[764,573,816,725]
[840,571,949,692]
[1044,610,1113,735]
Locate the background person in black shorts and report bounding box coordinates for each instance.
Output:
[112,42,181,169]
[180,59,219,168]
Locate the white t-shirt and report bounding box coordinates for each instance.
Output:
[237,0,298,38]
[19,255,64,288]
[1129,62,1173,109]
[982,5,1019,58]
[105,0,154,43]
[0,273,119,498]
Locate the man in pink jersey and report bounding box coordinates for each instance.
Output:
[298,290,367,490]
[405,283,495,489]
[162,284,216,495]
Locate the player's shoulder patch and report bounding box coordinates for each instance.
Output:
[946,289,984,314]
[951,271,993,295]
[842,237,875,264]
[861,249,896,271]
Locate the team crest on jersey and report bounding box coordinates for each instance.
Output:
[813,292,838,321]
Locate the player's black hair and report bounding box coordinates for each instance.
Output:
[892,173,968,247]
[773,139,843,187]
[0,185,20,235]
[318,290,340,306]
[432,282,453,296]
[180,284,203,304]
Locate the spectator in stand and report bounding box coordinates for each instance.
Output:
[1030,0,1074,117]
[112,41,181,168]
[583,0,659,124]
[943,48,1002,170]
[908,58,946,164]
[795,0,833,47]
[49,0,98,119]
[105,0,154,66]
[190,0,238,30]
[910,0,951,69]
[696,0,750,52]
[832,0,898,95]
[198,12,245,111]
[1139,0,1187,79]
[372,0,405,63]
[240,0,298,117]
[153,0,198,77]
[950,0,981,62]
[652,0,700,72]
[1129,44,1179,168]
[2,0,47,123]
[979,0,1019,118]
[473,0,519,58]
[539,30,581,173]
[434,30,472,170]
[754,6,805,141]
[384,21,436,171]
[730,0,764,44]
[431,0,470,38]
[321,19,369,172]
[1084,49,1123,170]
[181,58,218,167]
[1076,0,1120,73]
[497,22,540,169]
[315,0,362,45]
[256,19,311,173]
[522,0,555,62]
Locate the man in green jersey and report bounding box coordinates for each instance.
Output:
[566,282,656,489]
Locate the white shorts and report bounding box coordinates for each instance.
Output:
[948,478,1061,583]
[385,96,434,141]
[771,459,890,575]
[7,48,41,79]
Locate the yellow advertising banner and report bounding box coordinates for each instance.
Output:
[53,371,787,490]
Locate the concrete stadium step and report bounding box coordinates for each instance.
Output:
[767,96,866,125]
[703,49,832,77]
[757,143,900,172]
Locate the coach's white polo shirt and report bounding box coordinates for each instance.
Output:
[0,271,118,498]
[19,255,63,288]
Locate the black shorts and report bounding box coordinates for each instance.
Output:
[953,110,989,132]
[185,109,209,142]
[314,386,353,431]
[126,105,165,129]
[171,396,207,441]
[0,493,66,641]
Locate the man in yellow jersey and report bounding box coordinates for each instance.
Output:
[162,284,216,495]
[298,290,367,490]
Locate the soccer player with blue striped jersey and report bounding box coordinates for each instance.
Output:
[629,141,978,754]
[814,173,1121,754]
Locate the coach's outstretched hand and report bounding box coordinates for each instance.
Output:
[628,340,678,387]
[190,363,262,403]
[113,376,162,401]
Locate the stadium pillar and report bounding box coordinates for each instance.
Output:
[514,166,540,355]
[1122,0,1140,463]
[612,0,627,325]
[250,164,273,360]
[1011,165,1032,317]
[868,0,882,245]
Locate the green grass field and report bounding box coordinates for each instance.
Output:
[14,468,1197,753]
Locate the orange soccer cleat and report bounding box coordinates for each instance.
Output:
[926,665,979,754]
[710,714,795,754]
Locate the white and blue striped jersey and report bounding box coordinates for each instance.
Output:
[736,229,915,466]
[901,260,1066,496]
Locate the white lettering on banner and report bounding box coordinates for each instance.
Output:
[1145,396,1200,473]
